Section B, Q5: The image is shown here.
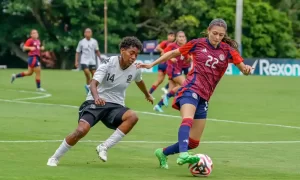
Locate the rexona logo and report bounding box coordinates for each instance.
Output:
[259,59,300,76]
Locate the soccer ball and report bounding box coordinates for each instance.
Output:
[188,154,213,177]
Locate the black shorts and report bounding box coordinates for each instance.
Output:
[78,100,129,129]
[81,64,97,71]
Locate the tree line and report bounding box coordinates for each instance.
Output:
[0,0,299,69]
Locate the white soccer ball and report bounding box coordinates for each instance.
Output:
[188,154,213,177]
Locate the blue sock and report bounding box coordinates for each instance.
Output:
[163,137,200,156]
[158,99,164,107]
[167,90,175,98]
[36,79,41,88]
[178,118,193,153]
[165,83,169,89]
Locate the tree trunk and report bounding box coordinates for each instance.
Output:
[8,42,28,62]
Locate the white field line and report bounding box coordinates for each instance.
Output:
[1,140,300,144]
[0,89,300,130]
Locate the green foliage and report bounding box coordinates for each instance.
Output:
[0,0,299,69]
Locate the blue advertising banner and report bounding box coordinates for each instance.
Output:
[226,58,300,76]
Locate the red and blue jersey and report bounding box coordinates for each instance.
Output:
[179,38,243,101]
[24,38,41,57]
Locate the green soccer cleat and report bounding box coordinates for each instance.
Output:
[155,148,169,169]
[176,152,200,165]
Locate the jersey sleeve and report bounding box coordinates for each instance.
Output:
[134,69,143,82]
[178,39,198,56]
[163,43,174,53]
[24,39,32,47]
[228,49,243,65]
[93,63,108,84]
[76,41,82,53]
[159,41,168,49]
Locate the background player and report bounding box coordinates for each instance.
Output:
[11,29,46,91]
[154,31,188,113]
[148,31,175,97]
[138,19,253,169]
[47,36,153,167]
[75,28,101,94]
[182,56,191,76]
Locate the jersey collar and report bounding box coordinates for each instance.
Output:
[206,38,220,49]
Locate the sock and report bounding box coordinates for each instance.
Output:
[149,85,157,94]
[157,99,164,107]
[164,83,169,89]
[163,138,199,156]
[16,72,25,78]
[167,90,175,98]
[36,79,41,88]
[178,118,193,153]
[51,139,72,159]
[101,128,125,149]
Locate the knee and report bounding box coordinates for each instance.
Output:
[188,137,200,150]
[72,125,89,140]
[27,71,33,76]
[125,111,139,125]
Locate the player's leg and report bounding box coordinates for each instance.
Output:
[161,83,169,94]
[47,101,101,166]
[154,79,175,112]
[162,75,185,106]
[96,108,138,162]
[81,64,91,93]
[33,66,46,91]
[149,71,165,96]
[155,90,201,168]
[47,116,92,166]
[11,56,36,83]
[89,64,97,77]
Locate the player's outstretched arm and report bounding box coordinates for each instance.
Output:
[137,49,181,69]
[135,80,153,104]
[236,62,253,76]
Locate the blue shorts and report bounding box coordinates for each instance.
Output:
[182,67,189,75]
[172,88,208,119]
[158,63,167,74]
[28,56,40,68]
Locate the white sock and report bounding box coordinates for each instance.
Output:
[51,139,72,159]
[101,129,125,149]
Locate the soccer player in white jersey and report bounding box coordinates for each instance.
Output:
[75,28,101,93]
[47,37,153,167]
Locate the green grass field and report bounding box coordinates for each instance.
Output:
[0,69,299,180]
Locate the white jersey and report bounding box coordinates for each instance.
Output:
[86,56,142,106]
[76,38,99,65]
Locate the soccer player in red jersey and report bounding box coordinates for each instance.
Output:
[148,31,175,97]
[138,19,252,168]
[154,31,189,112]
[181,57,191,76]
[11,29,46,91]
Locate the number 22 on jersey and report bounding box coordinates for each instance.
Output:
[205,55,219,69]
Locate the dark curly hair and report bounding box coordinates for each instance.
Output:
[119,36,143,52]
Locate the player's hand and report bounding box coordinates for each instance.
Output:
[95,97,106,106]
[75,61,79,68]
[30,47,36,51]
[242,65,253,75]
[145,94,154,104]
[170,58,177,63]
[136,63,153,69]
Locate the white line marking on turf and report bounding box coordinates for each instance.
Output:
[1,140,300,144]
[2,89,52,101]
[0,98,300,130]
[0,89,300,130]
